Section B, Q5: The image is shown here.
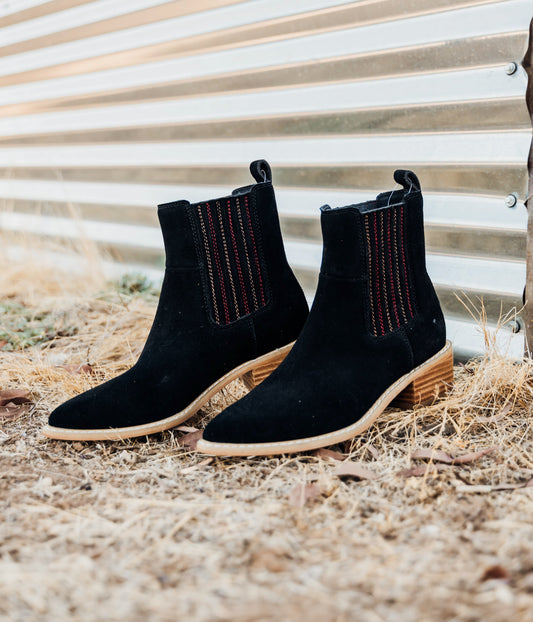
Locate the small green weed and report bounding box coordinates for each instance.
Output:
[0,302,78,351]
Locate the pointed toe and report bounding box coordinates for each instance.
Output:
[48,401,72,429]
[202,401,256,444]
[47,393,97,432]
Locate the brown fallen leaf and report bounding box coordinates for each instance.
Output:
[0,340,8,350]
[289,483,326,508]
[179,457,213,474]
[0,403,30,421]
[411,446,498,466]
[0,389,31,407]
[411,448,453,463]
[334,462,378,480]
[314,448,346,461]
[452,446,498,464]
[481,565,510,582]
[57,364,93,374]
[475,402,512,423]
[179,429,203,450]
[398,463,452,478]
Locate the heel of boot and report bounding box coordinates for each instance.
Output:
[392,342,454,408]
[242,347,290,390]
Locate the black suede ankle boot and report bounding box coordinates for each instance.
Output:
[44,160,308,441]
[197,170,453,457]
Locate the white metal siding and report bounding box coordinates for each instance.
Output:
[0,0,531,359]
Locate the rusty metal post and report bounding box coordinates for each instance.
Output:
[523,18,533,355]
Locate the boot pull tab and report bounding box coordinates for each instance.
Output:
[393,170,421,195]
[250,159,272,183]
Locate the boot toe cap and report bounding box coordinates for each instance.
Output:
[48,395,97,430]
[202,394,301,445]
[202,373,362,446]
[202,407,246,444]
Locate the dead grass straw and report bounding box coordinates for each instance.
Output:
[1,257,533,622]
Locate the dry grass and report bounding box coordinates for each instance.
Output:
[2,257,533,622]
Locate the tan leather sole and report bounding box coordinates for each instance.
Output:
[196,340,453,457]
[42,342,294,441]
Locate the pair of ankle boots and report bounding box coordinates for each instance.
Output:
[44,161,453,456]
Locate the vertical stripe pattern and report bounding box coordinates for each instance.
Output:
[363,204,417,337]
[193,192,268,325]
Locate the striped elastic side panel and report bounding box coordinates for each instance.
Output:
[362,204,416,337]
[193,192,268,325]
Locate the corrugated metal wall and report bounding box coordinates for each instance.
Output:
[0,0,531,359]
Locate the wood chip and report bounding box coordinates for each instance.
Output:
[334,462,378,480]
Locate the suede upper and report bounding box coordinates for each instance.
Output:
[203,171,446,445]
[49,161,309,431]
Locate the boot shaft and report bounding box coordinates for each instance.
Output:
[319,170,445,361]
[157,160,300,328]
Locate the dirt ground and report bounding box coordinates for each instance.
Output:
[1,257,533,622]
